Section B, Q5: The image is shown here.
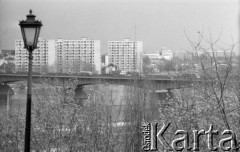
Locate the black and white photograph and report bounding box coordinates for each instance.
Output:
[0,0,239,151]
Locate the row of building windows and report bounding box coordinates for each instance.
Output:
[108,46,138,48]
[63,52,95,54]
[15,51,49,53]
[109,54,136,56]
[59,47,95,49]
[109,56,137,58]
[108,42,137,44]
[60,41,96,43]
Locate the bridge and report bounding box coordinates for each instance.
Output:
[0,73,196,90]
[0,73,201,112]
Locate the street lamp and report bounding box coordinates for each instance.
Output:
[19,9,42,152]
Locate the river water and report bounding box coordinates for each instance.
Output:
[1,82,170,122]
[1,83,128,121]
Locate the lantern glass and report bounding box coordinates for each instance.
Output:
[23,27,36,46]
[20,25,41,49]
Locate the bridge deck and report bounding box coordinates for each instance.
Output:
[0,73,199,90]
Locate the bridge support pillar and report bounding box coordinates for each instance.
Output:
[75,85,88,106]
[0,84,14,115]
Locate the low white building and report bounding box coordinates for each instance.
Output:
[159,49,174,60]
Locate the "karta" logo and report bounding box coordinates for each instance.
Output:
[142,122,239,151]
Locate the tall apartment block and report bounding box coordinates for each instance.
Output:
[15,37,101,74]
[15,38,56,73]
[108,39,143,72]
[55,38,101,74]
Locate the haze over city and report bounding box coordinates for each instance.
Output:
[0,0,239,54]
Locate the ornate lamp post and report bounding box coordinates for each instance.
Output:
[19,10,42,152]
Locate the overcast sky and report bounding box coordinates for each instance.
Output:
[0,0,239,54]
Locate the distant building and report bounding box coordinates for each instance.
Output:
[206,50,234,58]
[0,59,6,66]
[1,50,15,56]
[105,64,118,74]
[15,37,101,74]
[105,55,109,66]
[108,38,143,72]
[101,54,109,67]
[143,53,161,72]
[159,49,174,60]
[173,51,193,60]
[144,54,161,65]
[55,38,101,74]
[15,38,55,73]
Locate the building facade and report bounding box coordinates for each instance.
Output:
[159,49,174,60]
[108,39,143,72]
[15,38,55,73]
[206,50,234,58]
[144,54,161,65]
[55,38,101,74]
[15,37,101,74]
[143,53,161,72]
[173,51,193,60]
